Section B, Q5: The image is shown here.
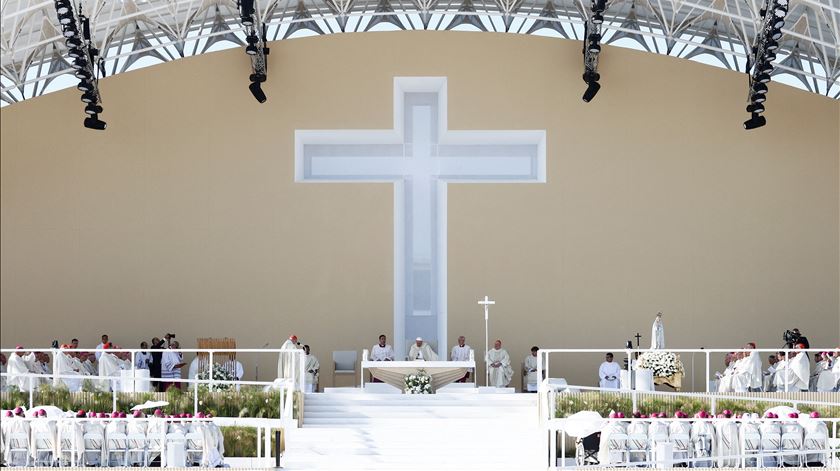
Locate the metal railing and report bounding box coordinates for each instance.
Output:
[0,347,306,421]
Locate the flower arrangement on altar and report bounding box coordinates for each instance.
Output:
[196,366,237,391]
[636,351,685,378]
[404,370,432,394]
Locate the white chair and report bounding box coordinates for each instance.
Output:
[607,432,630,465]
[740,423,762,468]
[126,432,148,466]
[32,430,56,466]
[106,431,128,466]
[627,432,650,465]
[760,422,782,468]
[671,432,691,467]
[803,426,829,467]
[165,432,187,467]
[185,431,205,466]
[781,423,804,467]
[82,431,104,466]
[6,432,31,467]
[332,350,357,386]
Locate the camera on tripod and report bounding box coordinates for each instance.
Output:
[783,329,801,346]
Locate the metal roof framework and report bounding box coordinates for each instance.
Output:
[2,0,839,105]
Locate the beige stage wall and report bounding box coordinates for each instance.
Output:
[2,31,839,391]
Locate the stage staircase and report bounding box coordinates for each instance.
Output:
[282,391,544,470]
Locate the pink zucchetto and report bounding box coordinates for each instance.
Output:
[722,409,733,417]
[788,412,799,418]
[97,412,107,418]
[133,410,143,418]
[632,411,641,419]
[810,411,820,418]
[4,411,12,417]
[196,412,206,418]
[13,406,24,416]
[153,409,163,417]
[608,411,617,419]
[615,412,625,419]
[87,411,96,418]
[76,410,86,418]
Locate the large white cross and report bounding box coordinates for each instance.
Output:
[295,77,546,358]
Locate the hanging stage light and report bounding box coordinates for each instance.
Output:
[56,2,107,129]
[83,115,107,130]
[743,114,767,130]
[742,0,787,130]
[239,11,269,103]
[580,0,606,103]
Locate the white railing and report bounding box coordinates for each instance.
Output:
[546,416,840,469]
[0,347,306,421]
[536,347,839,396]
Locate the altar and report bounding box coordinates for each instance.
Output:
[361,360,476,392]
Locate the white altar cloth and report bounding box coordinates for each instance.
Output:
[361,360,475,392]
[620,369,654,391]
[120,369,151,392]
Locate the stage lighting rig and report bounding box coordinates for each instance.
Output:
[581,0,606,103]
[54,0,106,130]
[743,0,788,130]
[238,0,269,103]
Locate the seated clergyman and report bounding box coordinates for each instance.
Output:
[486,339,513,387]
[408,337,437,361]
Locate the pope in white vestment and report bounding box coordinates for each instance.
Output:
[486,340,513,387]
[408,338,438,361]
[598,354,621,389]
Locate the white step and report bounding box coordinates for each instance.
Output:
[284,392,543,470]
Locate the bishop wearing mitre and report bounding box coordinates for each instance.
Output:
[277,334,302,380]
[487,339,513,387]
[408,337,438,361]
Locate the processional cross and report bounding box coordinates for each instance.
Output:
[634,332,642,348]
[295,77,546,357]
[478,295,496,386]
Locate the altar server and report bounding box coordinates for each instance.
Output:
[598,353,621,389]
[451,336,472,382]
[408,337,437,361]
[371,335,395,361]
[486,340,513,387]
[523,346,541,392]
[303,345,319,393]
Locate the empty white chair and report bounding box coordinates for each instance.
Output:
[740,421,762,468]
[82,431,105,467]
[760,421,782,468]
[332,350,358,386]
[165,432,187,467]
[185,431,204,466]
[781,421,804,467]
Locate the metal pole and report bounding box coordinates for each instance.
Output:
[130,351,136,393]
[705,351,710,393]
[484,306,489,387]
[51,350,57,387]
[257,427,261,459]
[785,349,789,392]
[194,382,199,415]
[209,352,214,391]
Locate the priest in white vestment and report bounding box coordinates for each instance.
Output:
[408,337,438,361]
[486,340,513,387]
[277,335,302,382]
[523,346,541,392]
[450,336,472,382]
[54,351,83,392]
[774,347,810,391]
[97,350,129,392]
[303,345,319,393]
[598,353,621,389]
[370,335,395,361]
[6,348,38,392]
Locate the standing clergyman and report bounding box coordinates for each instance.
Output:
[277,335,301,381]
[486,340,513,387]
[303,345,319,393]
[599,353,621,389]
